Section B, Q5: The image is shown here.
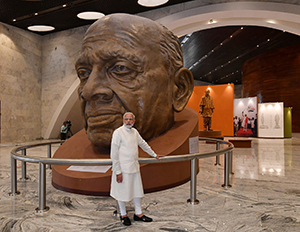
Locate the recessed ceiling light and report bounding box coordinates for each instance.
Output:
[138,0,169,7]
[77,12,105,20]
[27,25,55,32]
[208,19,217,24]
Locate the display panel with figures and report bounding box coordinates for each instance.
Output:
[258,102,284,138]
[233,97,258,137]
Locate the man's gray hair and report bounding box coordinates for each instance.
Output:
[123,112,135,119]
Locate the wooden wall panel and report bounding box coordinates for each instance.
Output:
[243,44,300,132]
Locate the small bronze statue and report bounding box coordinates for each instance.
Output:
[199,89,214,131]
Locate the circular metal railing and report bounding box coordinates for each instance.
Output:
[9,137,234,213]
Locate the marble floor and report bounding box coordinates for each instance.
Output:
[1,135,300,232]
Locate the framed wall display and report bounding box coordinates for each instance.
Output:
[258,102,284,138]
[233,97,258,137]
[187,84,234,136]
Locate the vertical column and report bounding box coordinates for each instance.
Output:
[8,156,20,196]
[187,158,199,205]
[35,162,49,213]
[47,144,52,169]
[222,152,232,188]
[19,149,30,181]
[215,141,221,165]
[229,151,234,174]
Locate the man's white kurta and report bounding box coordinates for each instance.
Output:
[110,125,157,202]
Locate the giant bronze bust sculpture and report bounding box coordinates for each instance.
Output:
[53,14,198,196]
[75,13,194,148]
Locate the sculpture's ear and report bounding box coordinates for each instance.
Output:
[172,67,194,112]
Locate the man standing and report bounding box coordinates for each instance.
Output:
[242,114,249,132]
[110,112,161,226]
[199,89,215,131]
[234,116,239,136]
[60,121,68,141]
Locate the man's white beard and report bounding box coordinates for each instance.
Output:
[124,123,134,129]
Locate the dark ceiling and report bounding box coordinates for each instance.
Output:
[1,0,300,85]
[0,0,193,33]
[181,26,300,85]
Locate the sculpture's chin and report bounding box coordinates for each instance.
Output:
[87,131,112,148]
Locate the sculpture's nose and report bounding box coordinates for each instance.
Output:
[80,67,114,103]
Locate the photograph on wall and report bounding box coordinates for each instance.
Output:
[234,97,258,137]
[258,102,284,138]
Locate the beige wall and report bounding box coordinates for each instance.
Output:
[41,26,88,138]
[0,23,88,142]
[0,23,42,143]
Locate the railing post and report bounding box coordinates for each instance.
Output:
[215,141,221,165]
[187,158,199,205]
[19,149,30,181]
[35,162,49,213]
[222,152,232,188]
[228,151,234,174]
[8,156,20,196]
[47,144,52,169]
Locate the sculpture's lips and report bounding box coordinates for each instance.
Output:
[87,113,122,128]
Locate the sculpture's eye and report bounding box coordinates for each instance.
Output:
[77,68,91,81]
[109,61,140,83]
[110,64,132,75]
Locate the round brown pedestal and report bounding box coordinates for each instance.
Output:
[52,107,199,196]
[199,130,223,144]
[199,130,223,139]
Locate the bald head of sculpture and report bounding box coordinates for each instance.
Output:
[205,89,210,97]
[75,13,194,148]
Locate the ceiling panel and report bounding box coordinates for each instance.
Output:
[181,26,300,85]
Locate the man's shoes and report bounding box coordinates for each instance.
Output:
[120,216,131,226]
[134,214,153,222]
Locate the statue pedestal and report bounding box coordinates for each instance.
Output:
[228,139,252,148]
[199,130,224,143]
[52,107,199,196]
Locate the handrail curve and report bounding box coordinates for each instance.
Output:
[11,137,233,165]
[9,137,234,213]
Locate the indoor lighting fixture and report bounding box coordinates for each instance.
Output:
[138,0,169,7]
[27,25,55,32]
[77,12,105,20]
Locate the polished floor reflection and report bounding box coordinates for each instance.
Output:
[1,135,300,231]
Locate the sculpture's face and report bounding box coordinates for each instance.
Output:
[205,90,210,97]
[75,16,175,147]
